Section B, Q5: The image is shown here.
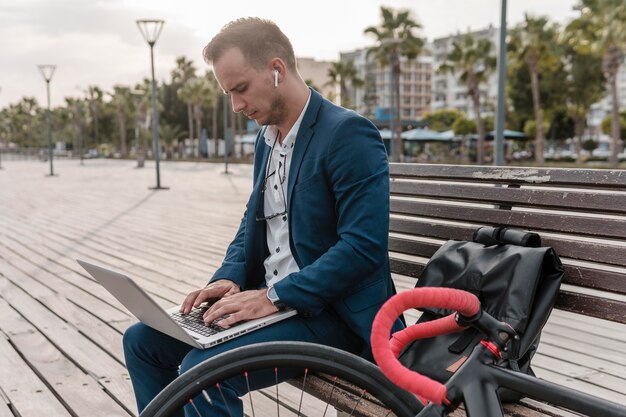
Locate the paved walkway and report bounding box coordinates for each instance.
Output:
[0,159,252,416]
[0,159,625,417]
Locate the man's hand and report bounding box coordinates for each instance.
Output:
[203,289,278,328]
[179,280,240,315]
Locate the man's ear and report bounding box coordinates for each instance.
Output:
[270,58,286,86]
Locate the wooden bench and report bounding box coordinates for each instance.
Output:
[300,163,626,417]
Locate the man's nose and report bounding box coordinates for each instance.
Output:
[230,95,245,114]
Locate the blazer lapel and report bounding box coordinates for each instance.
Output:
[253,132,272,220]
[287,89,323,205]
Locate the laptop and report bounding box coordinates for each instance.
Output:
[77,260,297,349]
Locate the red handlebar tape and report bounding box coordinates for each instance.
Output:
[371,287,480,405]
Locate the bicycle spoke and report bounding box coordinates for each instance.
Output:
[188,399,202,417]
[297,368,308,416]
[322,376,339,417]
[244,372,256,417]
[275,367,280,417]
[216,383,235,417]
[348,389,366,417]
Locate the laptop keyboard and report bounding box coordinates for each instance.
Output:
[170,305,226,337]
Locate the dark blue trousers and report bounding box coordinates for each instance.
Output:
[123,308,362,416]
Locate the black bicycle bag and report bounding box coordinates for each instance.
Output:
[398,226,564,402]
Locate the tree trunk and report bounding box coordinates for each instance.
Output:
[118,111,127,158]
[528,55,544,164]
[340,79,348,108]
[471,88,485,165]
[230,108,237,158]
[604,45,622,167]
[392,53,402,162]
[574,115,585,164]
[194,104,202,158]
[187,103,194,144]
[212,102,219,158]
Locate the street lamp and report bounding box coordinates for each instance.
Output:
[493,0,508,166]
[38,65,56,177]
[136,19,167,189]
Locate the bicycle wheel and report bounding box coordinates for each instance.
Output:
[140,341,423,417]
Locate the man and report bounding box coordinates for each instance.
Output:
[123,17,401,416]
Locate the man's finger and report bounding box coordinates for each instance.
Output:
[203,302,235,325]
[180,290,201,314]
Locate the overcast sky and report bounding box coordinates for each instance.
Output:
[0,0,579,108]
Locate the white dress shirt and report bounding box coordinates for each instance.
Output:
[262,91,311,288]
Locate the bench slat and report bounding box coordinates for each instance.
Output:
[391,181,626,214]
[390,217,475,241]
[390,164,626,188]
[389,250,626,296]
[390,200,626,239]
[556,291,626,325]
[389,224,626,267]
[292,374,394,417]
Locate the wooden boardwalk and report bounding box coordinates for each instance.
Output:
[0,159,624,416]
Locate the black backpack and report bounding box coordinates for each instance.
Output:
[398,226,564,401]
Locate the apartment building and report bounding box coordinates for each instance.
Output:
[339,48,432,121]
[431,25,501,118]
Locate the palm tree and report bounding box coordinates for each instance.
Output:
[131,80,151,161]
[86,86,103,147]
[160,123,186,159]
[206,71,221,156]
[365,6,424,162]
[569,0,626,166]
[325,60,364,108]
[177,74,215,157]
[110,85,132,157]
[171,56,197,143]
[508,15,560,164]
[438,34,496,164]
[561,19,606,163]
[12,98,41,148]
[64,97,82,156]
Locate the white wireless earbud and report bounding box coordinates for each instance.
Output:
[274,70,279,87]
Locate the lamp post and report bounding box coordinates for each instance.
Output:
[494,0,508,166]
[38,65,56,177]
[136,19,167,189]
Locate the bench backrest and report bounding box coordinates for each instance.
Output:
[389,163,626,325]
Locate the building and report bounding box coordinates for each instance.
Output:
[297,57,334,101]
[588,58,626,137]
[430,25,501,118]
[339,48,432,121]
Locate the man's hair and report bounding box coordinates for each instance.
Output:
[203,18,297,71]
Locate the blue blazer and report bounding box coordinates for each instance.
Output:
[211,88,402,354]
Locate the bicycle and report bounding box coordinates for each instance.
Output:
[140,287,626,417]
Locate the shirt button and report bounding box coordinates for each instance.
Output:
[282,215,287,221]
[276,247,280,253]
[273,270,278,276]
[274,184,278,190]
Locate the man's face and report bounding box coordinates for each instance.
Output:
[213,47,286,127]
